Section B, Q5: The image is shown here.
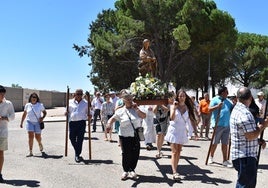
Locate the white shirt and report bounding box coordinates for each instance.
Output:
[0,98,15,137]
[91,97,103,110]
[255,98,266,118]
[68,99,88,121]
[113,107,142,137]
[24,102,45,122]
[110,96,119,105]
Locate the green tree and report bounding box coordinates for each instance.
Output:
[11,84,22,88]
[74,0,237,91]
[227,32,268,88]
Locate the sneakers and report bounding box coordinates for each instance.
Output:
[121,172,128,181]
[208,157,213,164]
[129,171,138,180]
[0,174,4,183]
[223,160,233,168]
[121,171,138,180]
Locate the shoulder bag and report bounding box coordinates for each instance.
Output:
[125,109,144,141]
[31,105,45,130]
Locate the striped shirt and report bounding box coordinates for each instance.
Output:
[230,102,258,161]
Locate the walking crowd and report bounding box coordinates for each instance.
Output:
[67,86,268,188]
[1,84,268,188]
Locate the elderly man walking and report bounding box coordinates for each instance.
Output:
[230,87,268,187]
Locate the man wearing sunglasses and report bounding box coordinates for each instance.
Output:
[66,89,89,163]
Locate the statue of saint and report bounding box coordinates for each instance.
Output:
[138,39,158,77]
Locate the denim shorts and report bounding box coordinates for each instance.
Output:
[26,120,41,134]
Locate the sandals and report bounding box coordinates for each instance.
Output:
[39,143,43,152]
[156,152,163,159]
[26,150,33,157]
[173,173,181,181]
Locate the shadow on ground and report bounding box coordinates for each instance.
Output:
[136,154,233,187]
[4,179,40,187]
[33,152,63,159]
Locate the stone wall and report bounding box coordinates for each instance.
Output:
[4,87,66,111]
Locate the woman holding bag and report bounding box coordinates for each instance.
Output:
[20,93,47,157]
[106,92,146,181]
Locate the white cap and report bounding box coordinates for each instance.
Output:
[257,91,264,96]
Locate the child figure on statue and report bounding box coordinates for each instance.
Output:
[138,39,158,77]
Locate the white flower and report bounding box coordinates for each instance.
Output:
[129,74,168,99]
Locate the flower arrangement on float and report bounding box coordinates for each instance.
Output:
[129,74,168,100]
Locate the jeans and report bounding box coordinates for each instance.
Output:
[232,157,257,188]
[69,120,86,157]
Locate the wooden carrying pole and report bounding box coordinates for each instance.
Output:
[65,86,70,157]
[257,94,268,166]
[205,105,222,165]
[227,137,231,160]
[86,91,92,160]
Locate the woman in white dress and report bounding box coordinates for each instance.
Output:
[165,89,197,181]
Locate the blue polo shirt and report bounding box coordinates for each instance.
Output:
[210,96,233,127]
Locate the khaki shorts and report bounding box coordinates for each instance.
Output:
[0,137,8,151]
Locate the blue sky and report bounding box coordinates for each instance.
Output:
[0,0,267,93]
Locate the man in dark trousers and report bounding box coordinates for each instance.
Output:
[66,89,89,162]
[230,87,268,187]
[91,92,104,132]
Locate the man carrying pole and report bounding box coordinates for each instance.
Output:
[230,87,268,187]
[65,89,89,163]
[207,86,233,167]
[205,100,221,165]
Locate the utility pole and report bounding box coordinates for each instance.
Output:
[208,52,211,97]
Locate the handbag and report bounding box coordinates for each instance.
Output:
[31,105,45,130]
[153,118,162,133]
[125,110,145,141]
[40,122,45,129]
[135,126,145,141]
[153,118,160,126]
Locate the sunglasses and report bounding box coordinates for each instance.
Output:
[76,93,83,96]
[32,96,37,98]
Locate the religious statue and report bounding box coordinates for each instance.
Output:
[138,39,158,77]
